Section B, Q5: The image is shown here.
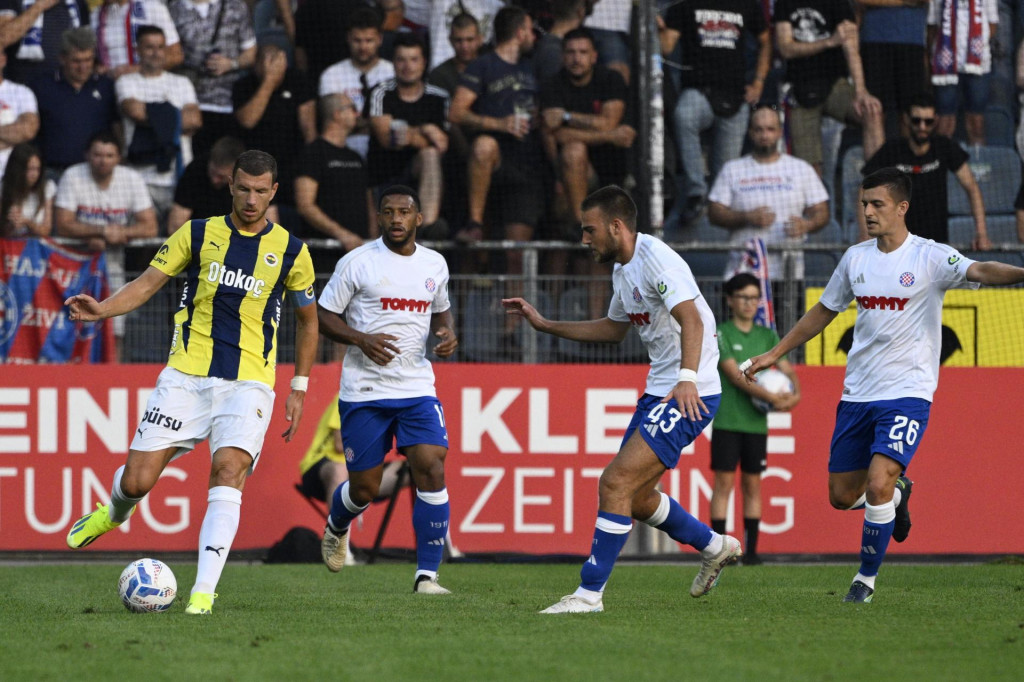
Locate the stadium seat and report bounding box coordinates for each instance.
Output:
[840,146,865,237]
[948,215,1018,246]
[681,249,729,278]
[983,104,1015,149]
[804,250,841,279]
[946,145,1020,215]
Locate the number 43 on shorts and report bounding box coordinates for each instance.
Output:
[646,402,682,433]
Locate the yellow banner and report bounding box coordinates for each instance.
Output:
[804,287,1024,367]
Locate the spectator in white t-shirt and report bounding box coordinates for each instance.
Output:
[708,106,830,280]
[54,129,157,353]
[92,0,184,79]
[319,6,393,159]
[0,49,39,178]
[116,25,200,224]
[0,142,54,237]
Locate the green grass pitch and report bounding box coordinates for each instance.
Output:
[1,562,1021,681]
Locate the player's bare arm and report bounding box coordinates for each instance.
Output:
[65,266,170,322]
[502,297,629,343]
[316,302,400,366]
[664,299,707,420]
[283,300,319,442]
[720,355,797,411]
[965,260,1024,286]
[430,309,458,358]
[741,303,839,381]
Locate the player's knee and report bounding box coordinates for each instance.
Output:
[348,479,380,506]
[119,469,157,499]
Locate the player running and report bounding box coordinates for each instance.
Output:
[504,185,741,614]
[316,185,458,594]
[742,167,1024,602]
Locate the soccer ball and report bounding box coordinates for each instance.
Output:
[751,368,794,414]
[118,558,177,613]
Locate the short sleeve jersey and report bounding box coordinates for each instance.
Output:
[319,239,452,402]
[708,154,829,247]
[818,235,978,402]
[608,233,722,397]
[55,164,154,223]
[861,137,968,242]
[773,0,853,86]
[150,214,316,388]
[295,138,369,240]
[539,65,628,119]
[664,0,766,91]
[714,320,781,434]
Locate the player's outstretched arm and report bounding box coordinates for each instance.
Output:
[430,309,458,358]
[65,266,170,322]
[966,260,1024,286]
[740,303,839,381]
[282,301,319,442]
[502,297,629,343]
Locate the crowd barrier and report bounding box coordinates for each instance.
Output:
[2,363,1021,556]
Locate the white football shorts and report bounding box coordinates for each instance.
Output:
[130,367,276,470]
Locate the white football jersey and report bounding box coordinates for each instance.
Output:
[319,239,451,402]
[819,235,978,402]
[608,233,722,397]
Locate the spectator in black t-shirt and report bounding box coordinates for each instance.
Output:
[449,6,541,249]
[233,43,316,209]
[367,33,448,237]
[659,0,772,226]
[166,135,244,232]
[860,93,990,248]
[294,93,374,251]
[533,0,586,84]
[774,0,883,176]
[540,28,634,224]
[293,0,372,90]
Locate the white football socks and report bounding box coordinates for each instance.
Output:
[192,486,242,595]
[109,465,143,523]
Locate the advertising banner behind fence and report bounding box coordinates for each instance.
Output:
[1,364,1020,555]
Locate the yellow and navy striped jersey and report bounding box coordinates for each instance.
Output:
[150,215,316,388]
[298,395,344,476]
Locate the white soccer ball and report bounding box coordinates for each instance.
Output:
[118,558,177,613]
[751,368,793,414]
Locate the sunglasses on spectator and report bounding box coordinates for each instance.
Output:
[909,116,935,126]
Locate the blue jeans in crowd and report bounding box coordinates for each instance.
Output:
[672,88,750,200]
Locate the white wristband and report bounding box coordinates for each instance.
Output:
[290,376,309,392]
[738,359,753,374]
[677,368,698,385]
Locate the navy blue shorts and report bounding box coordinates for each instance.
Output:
[338,397,449,472]
[621,393,720,469]
[828,398,931,473]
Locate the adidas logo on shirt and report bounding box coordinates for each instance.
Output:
[853,273,865,284]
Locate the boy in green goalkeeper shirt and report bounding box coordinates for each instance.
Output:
[711,273,800,565]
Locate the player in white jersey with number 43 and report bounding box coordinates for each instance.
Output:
[316,185,458,595]
[504,186,742,614]
[742,168,1024,603]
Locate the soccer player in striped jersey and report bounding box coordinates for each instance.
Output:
[317,185,459,594]
[742,167,1024,603]
[64,150,319,615]
[503,186,742,614]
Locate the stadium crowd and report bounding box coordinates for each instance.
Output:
[1,0,1023,296]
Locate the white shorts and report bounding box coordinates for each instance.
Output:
[130,367,276,470]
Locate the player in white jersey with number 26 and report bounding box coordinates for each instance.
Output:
[317,185,458,595]
[742,168,1024,603]
[503,186,742,614]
